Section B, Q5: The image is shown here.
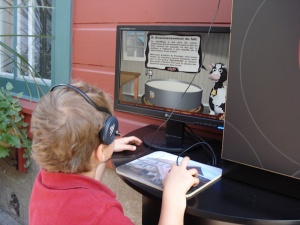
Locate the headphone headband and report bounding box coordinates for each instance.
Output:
[51,84,111,115]
[50,83,120,145]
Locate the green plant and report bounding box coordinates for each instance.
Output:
[0,1,52,168]
[0,82,31,167]
[0,40,49,98]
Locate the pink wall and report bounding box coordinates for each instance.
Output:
[72,0,232,136]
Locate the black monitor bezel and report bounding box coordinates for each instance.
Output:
[114,25,230,130]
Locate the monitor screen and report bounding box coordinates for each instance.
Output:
[114,25,230,152]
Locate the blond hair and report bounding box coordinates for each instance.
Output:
[30,81,113,173]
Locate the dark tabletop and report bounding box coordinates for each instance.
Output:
[112,125,300,225]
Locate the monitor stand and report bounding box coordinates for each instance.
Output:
[142,120,188,153]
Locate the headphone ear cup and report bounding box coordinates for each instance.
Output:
[99,116,119,145]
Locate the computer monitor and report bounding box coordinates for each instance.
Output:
[114,25,230,152]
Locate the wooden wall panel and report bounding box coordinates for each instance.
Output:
[73,24,116,67]
[74,0,232,24]
[72,0,232,135]
[72,64,115,96]
[115,112,162,136]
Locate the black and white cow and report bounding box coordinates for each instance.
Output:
[208,63,227,115]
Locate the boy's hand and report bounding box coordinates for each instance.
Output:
[163,157,200,195]
[159,157,200,225]
[113,136,142,152]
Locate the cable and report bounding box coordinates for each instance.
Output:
[184,124,217,165]
[112,0,222,161]
[146,0,221,152]
[176,141,216,166]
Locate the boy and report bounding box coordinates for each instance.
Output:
[29,81,199,225]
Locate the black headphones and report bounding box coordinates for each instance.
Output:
[50,84,120,145]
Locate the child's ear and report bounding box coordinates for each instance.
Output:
[94,144,107,163]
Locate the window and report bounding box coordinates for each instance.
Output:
[122,31,146,61]
[0,0,72,100]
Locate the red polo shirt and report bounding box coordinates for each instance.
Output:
[29,169,134,225]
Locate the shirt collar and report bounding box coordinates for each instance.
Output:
[38,168,116,198]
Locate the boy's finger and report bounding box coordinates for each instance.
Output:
[179,156,190,167]
[189,168,198,177]
[193,177,200,187]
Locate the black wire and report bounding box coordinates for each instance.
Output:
[112,0,222,161]
[176,141,216,166]
[184,125,217,165]
[145,0,221,154]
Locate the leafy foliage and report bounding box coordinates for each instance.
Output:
[0,82,31,167]
[0,1,56,168]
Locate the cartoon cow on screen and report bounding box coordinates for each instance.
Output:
[208,63,227,116]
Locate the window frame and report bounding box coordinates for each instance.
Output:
[122,30,147,62]
[0,0,72,101]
